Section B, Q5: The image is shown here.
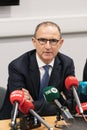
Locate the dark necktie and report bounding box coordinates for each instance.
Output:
[39,65,50,99]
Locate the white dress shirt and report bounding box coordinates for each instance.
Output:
[36,53,54,81]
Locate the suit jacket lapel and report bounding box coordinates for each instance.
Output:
[29,53,40,99]
[49,57,62,88]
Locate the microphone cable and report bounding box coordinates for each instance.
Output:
[82,113,87,122]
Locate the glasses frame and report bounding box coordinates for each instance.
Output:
[35,37,60,46]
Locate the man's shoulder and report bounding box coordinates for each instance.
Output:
[84,59,87,70]
[57,52,74,62]
[9,49,36,67]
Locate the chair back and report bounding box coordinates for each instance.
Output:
[0,87,6,110]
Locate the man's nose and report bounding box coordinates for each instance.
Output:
[45,41,51,48]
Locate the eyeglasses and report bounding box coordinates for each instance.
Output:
[36,38,60,45]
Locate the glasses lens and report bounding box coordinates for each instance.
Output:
[49,39,59,45]
[36,38,59,45]
[37,38,47,44]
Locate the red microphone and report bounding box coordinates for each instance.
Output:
[65,76,78,90]
[19,100,34,114]
[10,90,24,126]
[65,76,83,114]
[19,100,53,130]
[76,102,87,114]
[10,90,24,106]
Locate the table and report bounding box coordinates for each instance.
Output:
[0,116,67,130]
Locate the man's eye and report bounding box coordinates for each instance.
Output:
[39,39,47,42]
[50,39,58,42]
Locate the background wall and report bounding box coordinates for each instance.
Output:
[0,0,87,88]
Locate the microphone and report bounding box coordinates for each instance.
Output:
[65,76,83,114]
[43,86,74,121]
[76,102,87,114]
[19,100,54,130]
[10,90,24,126]
[78,81,87,95]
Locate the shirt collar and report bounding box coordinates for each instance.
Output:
[36,53,54,68]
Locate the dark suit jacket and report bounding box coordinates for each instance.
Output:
[0,49,75,120]
[80,59,87,114]
[83,59,87,81]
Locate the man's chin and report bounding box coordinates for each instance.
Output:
[43,57,53,63]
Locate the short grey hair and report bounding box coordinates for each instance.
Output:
[33,21,62,38]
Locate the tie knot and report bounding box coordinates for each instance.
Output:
[43,65,50,72]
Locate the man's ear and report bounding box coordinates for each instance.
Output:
[59,38,64,48]
[32,37,37,48]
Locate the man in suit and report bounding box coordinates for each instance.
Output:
[0,21,75,119]
[83,59,87,81]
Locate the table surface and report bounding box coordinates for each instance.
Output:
[0,116,68,130]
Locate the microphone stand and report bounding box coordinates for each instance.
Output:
[29,109,54,130]
[10,102,19,130]
[54,111,71,129]
[54,111,61,127]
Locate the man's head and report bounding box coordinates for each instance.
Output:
[32,21,64,64]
